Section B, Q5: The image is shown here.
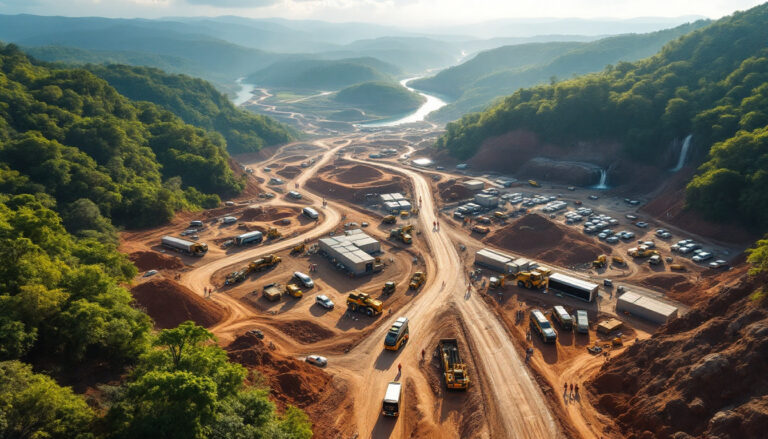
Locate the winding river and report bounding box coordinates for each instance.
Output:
[359,76,448,127]
[233,77,257,106]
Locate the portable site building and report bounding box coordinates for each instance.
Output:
[319,229,380,275]
[616,291,678,324]
[383,200,412,213]
[379,193,406,204]
[474,248,514,272]
[474,193,499,208]
[462,180,484,191]
[547,273,599,302]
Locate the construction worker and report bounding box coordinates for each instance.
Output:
[421,349,425,360]
[564,383,568,393]
[570,383,574,394]
[575,384,579,394]
[397,363,402,373]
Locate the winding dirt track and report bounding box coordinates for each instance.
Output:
[179,137,559,438]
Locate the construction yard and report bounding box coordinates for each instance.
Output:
[119,127,752,439]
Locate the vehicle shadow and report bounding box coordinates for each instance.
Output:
[308,302,332,317]
[335,311,381,330]
[370,416,396,439]
[530,335,559,364]
[373,348,404,371]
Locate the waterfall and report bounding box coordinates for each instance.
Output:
[594,168,608,189]
[671,134,693,172]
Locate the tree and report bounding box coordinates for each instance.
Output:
[154,321,214,369]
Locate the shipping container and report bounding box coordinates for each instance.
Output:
[161,236,208,256]
[616,291,678,324]
[474,248,513,272]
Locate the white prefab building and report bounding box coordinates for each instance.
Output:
[462,180,484,191]
[474,193,499,208]
[379,193,406,204]
[383,200,412,213]
[319,229,380,274]
[616,291,679,324]
[475,248,514,272]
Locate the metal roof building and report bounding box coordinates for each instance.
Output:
[616,291,679,324]
[379,192,406,204]
[319,229,380,274]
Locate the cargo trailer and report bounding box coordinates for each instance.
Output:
[547,273,598,302]
[616,291,678,324]
[474,248,514,272]
[161,236,208,256]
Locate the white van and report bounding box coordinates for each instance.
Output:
[575,310,589,334]
[302,207,319,220]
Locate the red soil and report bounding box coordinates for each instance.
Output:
[332,164,383,184]
[484,214,610,267]
[437,180,475,201]
[271,320,336,344]
[131,278,225,329]
[129,251,184,271]
[239,206,297,222]
[305,175,408,203]
[277,166,302,179]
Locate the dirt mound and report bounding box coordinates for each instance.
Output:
[306,175,408,203]
[438,180,475,201]
[227,334,353,438]
[131,278,225,329]
[276,166,301,179]
[129,251,184,271]
[272,320,335,344]
[484,214,610,266]
[279,154,307,163]
[239,206,296,222]
[640,273,691,291]
[332,164,383,184]
[588,269,768,439]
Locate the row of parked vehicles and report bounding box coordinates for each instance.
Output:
[529,306,589,344]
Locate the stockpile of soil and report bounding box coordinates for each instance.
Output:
[227,334,352,438]
[277,166,302,179]
[332,164,383,184]
[437,180,475,201]
[272,320,335,344]
[279,154,307,163]
[484,214,610,267]
[588,270,768,439]
[131,278,225,329]
[129,251,184,271]
[239,206,296,222]
[305,175,408,203]
[640,273,692,291]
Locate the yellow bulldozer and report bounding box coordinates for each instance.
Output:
[592,254,607,269]
[249,254,281,272]
[290,243,306,255]
[346,291,383,316]
[390,224,414,244]
[382,215,397,224]
[409,271,426,289]
[489,275,506,288]
[515,269,550,289]
[267,228,282,240]
[612,256,626,266]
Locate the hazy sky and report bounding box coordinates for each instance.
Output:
[0,0,764,26]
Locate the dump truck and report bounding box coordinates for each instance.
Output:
[592,254,607,269]
[249,254,281,272]
[471,225,490,234]
[262,283,282,301]
[382,215,397,224]
[409,272,426,289]
[346,291,383,316]
[390,225,414,244]
[438,339,470,390]
[161,236,208,256]
[285,284,303,298]
[515,269,550,289]
[382,281,396,295]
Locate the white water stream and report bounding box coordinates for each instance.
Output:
[671,134,693,171]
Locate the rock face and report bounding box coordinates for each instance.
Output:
[588,272,768,439]
[518,157,602,186]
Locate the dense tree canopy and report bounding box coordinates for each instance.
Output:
[436,3,768,228]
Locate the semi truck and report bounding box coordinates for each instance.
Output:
[438,339,470,390]
[547,272,598,302]
[161,236,208,256]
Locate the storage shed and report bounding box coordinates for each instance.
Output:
[474,193,499,208]
[475,248,514,272]
[462,180,484,191]
[616,291,678,324]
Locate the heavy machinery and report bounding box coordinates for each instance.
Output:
[493,211,507,220]
[285,284,303,298]
[612,256,626,266]
[161,236,208,256]
[382,215,397,224]
[290,243,306,255]
[670,264,686,271]
[489,275,506,288]
[225,269,247,285]
[249,254,282,272]
[262,283,282,301]
[515,269,550,289]
[400,210,410,219]
[346,291,383,316]
[390,225,414,244]
[471,225,490,234]
[528,180,541,187]
[438,339,470,390]
[409,272,426,290]
[267,228,282,240]
[592,254,607,269]
[649,254,662,265]
[382,281,396,295]
[410,207,420,216]
[628,246,659,258]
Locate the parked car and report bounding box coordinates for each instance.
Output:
[305,355,327,367]
[315,295,334,309]
[679,246,695,254]
[143,270,158,277]
[606,236,619,244]
[643,241,656,248]
[293,272,314,288]
[588,195,599,200]
[693,252,713,262]
[709,259,728,269]
[635,221,649,228]
[625,214,638,220]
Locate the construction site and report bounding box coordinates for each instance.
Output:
[119,128,754,439]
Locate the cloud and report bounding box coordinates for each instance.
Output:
[185,0,280,7]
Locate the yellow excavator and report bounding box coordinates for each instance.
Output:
[382,215,397,224]
[267,228,282,240]
[390,224,414,244]
[592,254,607,268]
[290,243,306,255]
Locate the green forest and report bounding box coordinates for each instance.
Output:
[437,3,768,228]
[335,81,425,115]
[0,43,312,438]
[87,65,295,154]
[245,57,398,91]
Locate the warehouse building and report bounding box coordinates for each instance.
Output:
[379,193,406,204]
[383,199,413,213]
[616,291,679,324]
[319,229,380,275]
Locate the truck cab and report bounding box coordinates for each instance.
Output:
[382,382,403,416]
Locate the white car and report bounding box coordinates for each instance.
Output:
[143,270,158,277]
[315,295,334,309]
[635,221,649,228]
[709,259,728,269]
[642,241,656,248]
[625,214,638,220]
[606,236,619,244]
[293,271,314,288]
[693,252,713,262]
[305,355,327,367]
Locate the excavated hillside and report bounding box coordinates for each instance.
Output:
[588,270,768,439]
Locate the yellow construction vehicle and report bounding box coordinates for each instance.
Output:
[628,246,659,258]
[493,211,507,219]
[225,269,247,285]
[409,271,426,289]
[373,257,384,272]
[267,228,282,240]
[471,225,490,234]
[438,339,470,390]
[612,256,626,266]
[528,180,540,187]
[592,254,607,269]
[382,281,396,295]
[290,243,306,255]
[400,210,410,219]
[489,275,506,288]
[670,264,686,271]
[346,291,383,316]
[410,207,420,216]
[249,254,281,272]
[390,225,414,244]
[382,215,397,224]
[285,284,303,298]
[515,270,549,289]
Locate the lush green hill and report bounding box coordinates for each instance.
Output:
[418,21,709,121]
[246,57,399,90]
[334,81,425,115]
[87,64,294,154]
[0,43,243,228]
[437,3,768,228]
